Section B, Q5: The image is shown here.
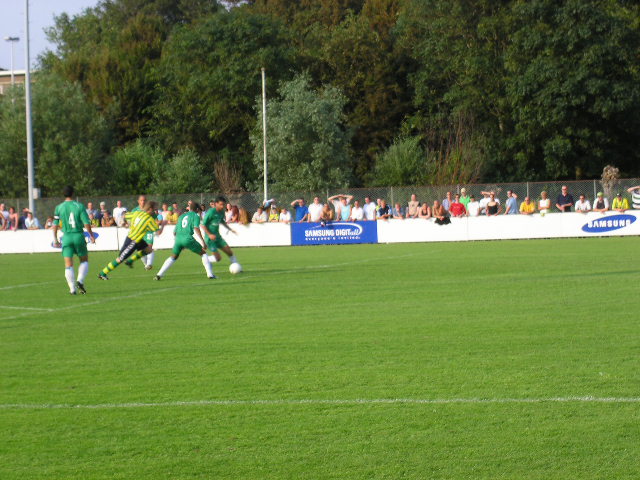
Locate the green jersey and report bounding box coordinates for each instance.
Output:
[203,208,225,234]
[53,200,90,233]
[175,211,200,237]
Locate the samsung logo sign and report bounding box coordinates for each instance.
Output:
[305,222,364,238]
[582,214,636,233]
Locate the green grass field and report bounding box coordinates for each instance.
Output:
[1,237,639,479]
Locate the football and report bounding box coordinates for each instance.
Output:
[229,262,243,274]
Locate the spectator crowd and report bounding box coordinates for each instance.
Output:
[2,185,640,232]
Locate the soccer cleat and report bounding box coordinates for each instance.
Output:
[98,273,109,280]
[154,275,161,281]
[125,260,134,268]
[76,281,86,294]
[208,274,217,280]
[70,291,77,295]
[145,265,153,271]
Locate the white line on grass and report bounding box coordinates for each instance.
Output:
[0,305,53,311]
[0,281,56,291]
[1,396,639,410]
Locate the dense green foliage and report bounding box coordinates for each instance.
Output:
[1,239,639,478]
[1,0,639,197]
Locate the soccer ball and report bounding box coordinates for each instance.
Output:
[229,262,243,274]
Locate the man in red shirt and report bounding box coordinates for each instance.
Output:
[449,194,467,217]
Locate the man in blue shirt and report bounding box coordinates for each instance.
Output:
[504,190,518,214]
[290,198,310,222]
[556,185,574,212]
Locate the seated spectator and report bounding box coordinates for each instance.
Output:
[449,194,466,217]
[7,207,19,231]
[538,191,551,215]
[101,211,116,227]
[442,191,453,212]
[44,216,55,229]
[238,208,250,225]
[466,195,480,217]
[24,211,41,229]
[113,200,128,227]
[406,194,420,218]
[321,203,334,222]
[88,212,100,227]
[291,198,310,222]
[350,201,364,221]
[225,203,234,223]
[363,196,377,221]
[432,200,451,225]
[417,202,431,219]
[504,190,518,215]
[252,206,268,223]
[485,192,502,216]
[592,192,609,214]
[268,205,279,222]
[612,192,629,212]
[519,196,536,215]
[392,203,405,219]
[574,194,591,213]
[279,208,292,223]
[377,200,391,220]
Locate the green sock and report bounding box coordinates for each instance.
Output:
[128,251,145,264]
[102,260,119,275]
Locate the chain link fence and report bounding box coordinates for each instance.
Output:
[2,178,639,219]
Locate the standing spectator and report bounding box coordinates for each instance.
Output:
[268,205,280,222]
[7,207,19,230]
[627,185,640,209]
[25,211,41,229]
[350,201,364,221]
[556,185,574,212]
[417,202,431,219]
[519,197,536,215]
[466,195,481,217]
[459,188,471,208]
[228,205,239,223]
[86,202,98,219]
[279,208,292,223]
[238,208,250,225]
[479,191,491,215]
[574,194,591,213]
[377,200,391,220]
[612,193,629,212]
[252,206,267,223]
[101,211,116,227]
[161,202,171,220]
[44,216,55,229]
[442,191,453,212]
[432,201,451,225]
[0,203,8,230]
[504,190,518,215]
[307,197,323,222]
[113,200,128,227]
[291,198,310,222]
[406,194,420,218]
[392,203,405,219]
[449,194,467,217]
[485,192,501,216]
[321,203,334,223]
[165,206,178,224]
[98,201,109,220]
[538,191,551,215]
[18,208,29,229]
[171,202,182,217]
[592,192,609,214]
[328,194,354,220]
[225,203,234,223]
[363,196,377,221]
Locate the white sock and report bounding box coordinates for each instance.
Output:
[65,267,76,293]
[202,254,214,277]
[157,257,175,278]
[229,255,238,264]
[208,255,218,263]
[146,251,155,267]
[77,261,89,284]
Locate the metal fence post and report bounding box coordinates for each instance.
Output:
[593,180,597,201]
[526,182,530,198]
[390,186,394,208]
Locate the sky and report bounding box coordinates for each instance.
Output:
[0,0,100,71]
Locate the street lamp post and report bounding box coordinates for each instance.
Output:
[3,36,19,87]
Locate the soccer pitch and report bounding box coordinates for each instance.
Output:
[1,238,639,479]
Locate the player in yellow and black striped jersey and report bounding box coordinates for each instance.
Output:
[98,201,160,280]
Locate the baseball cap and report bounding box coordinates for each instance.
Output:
[597,192,603,197]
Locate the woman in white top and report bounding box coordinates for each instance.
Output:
[538,191,551,214]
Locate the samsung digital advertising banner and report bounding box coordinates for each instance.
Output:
[291,221,378,246]
[581,214,636,234]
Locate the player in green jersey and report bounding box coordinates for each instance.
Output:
[52,185,96,295]
[130,195,165,270]
[98,201,159,280]
[154,202,215,280]
[202,196,239,266]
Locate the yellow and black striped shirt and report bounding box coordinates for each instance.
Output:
[125,211,159,242]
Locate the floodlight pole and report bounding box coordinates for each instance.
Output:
[4,36,19,86]
[24,0,36,214]
[261,67,268,204]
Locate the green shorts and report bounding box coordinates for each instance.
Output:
[144,231,155,244]
[206,235,228,252]
[61,232,88,258]
[173,236,204,257]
